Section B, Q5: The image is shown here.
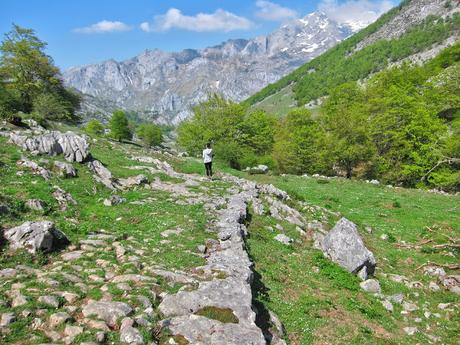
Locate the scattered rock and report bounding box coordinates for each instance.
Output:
[54,161,77,178]
[82,301,132,327]
[0,312,16,327]
[428,281,441,292]
[381,300,393,312]
[402,301,418,312]
[120,318,144,344]
[118,174,149,188]
[403,327,418,335]
[103,195,126,206]
[4,221,69,254]
[319,218,376,279]
[26,199,47,212]
[17,157,52,179]
[52,187,77,211]
[38,295,60,308]
[388,293,404,304]
[274,234,293,245]
[439,275,460,295]
[49,312,71,328]
[359,279,381,293]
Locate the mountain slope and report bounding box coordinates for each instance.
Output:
[246,0,460,115]
[64,12,358,124]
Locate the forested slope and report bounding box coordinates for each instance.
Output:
[244,0,460,112]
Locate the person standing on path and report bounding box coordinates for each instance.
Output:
[203,143,214,178]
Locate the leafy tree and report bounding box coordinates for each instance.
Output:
[240,110,277,155]
[366,65,446,186]
[136,123,162,147]
[0,81,20,122]
[109,110,132,142]
[273,108,325,174]
[321,82,375,178]
[0,24,80,121]
[84,119,105,136]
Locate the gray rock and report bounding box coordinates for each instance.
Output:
[64,325,83,338]
[403,327,418,335]
[381,300,393,312]
[274,234,293,245]
[4,221,69,254]
[52,187,77,211]
[359,279,381,293]
[120,318,144,344]
[103,195,126,206]
[9,131,90,162]
[0,312,16,327]
[388,293,404,304]
[87,159,124,190]
[118,174,149,188]
[17,158,52,179]
[38,295,60,308]
[402,301,418,312]
[269,310,285,337]
[54,161,77,178]
[82,301,132,327]
[0,268,17,278]
[48,312,71,328]
[319,218,376,279]
[26,199,46,211]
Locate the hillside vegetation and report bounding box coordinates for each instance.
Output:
[177,41,460,191]
[244,2,460,109]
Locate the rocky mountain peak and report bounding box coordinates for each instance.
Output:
[63,11,356,124]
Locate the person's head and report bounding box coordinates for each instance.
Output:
[206,143,211,149]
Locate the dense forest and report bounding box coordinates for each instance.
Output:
[178,42,460,191]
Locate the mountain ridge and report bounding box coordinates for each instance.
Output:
[64,11,360,124]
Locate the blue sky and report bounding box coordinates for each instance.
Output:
[0,0,396,70]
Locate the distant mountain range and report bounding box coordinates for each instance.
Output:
[64,11,366,124]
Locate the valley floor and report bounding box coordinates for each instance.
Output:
[0,129,459,345]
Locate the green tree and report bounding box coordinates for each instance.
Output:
[273,108,325,174]
[367,66,447,186]
[0,24,80,120]
[109,110,132,142]
[321,82,375,178]
[136,123,162,147]
[240,110,277,155]
[84,119,105,136]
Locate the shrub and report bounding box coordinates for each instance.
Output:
[84,119,105,136]
[136,123,162,147]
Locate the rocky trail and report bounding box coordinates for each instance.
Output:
[1,123,459,345]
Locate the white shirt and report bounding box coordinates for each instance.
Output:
[203,148,213,163]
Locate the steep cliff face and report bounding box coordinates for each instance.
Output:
[64,12,357,124]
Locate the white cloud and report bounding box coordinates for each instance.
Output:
[318,0,395,27]
[255,0,298,21]
[74,20,131,33]
[140,8,253,33]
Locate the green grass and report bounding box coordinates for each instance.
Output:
[243,173,460,345]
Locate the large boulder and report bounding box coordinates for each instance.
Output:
[319,218,376,279]
[3,221,69,254]
[8,131,90,162]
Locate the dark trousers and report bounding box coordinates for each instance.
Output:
[204,162,213,177]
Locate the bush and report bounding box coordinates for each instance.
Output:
[136,123,162,147]
[84,119,105,136]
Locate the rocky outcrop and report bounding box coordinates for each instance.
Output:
[319,217,376,280]
[7,131,90,162]
[17,157,52,180]
[159,191,265,344]
[3,221,69,254]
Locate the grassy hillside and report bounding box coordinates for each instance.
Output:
[244,1,460,114]
[1,128,459,344]
[176,158,460,345]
